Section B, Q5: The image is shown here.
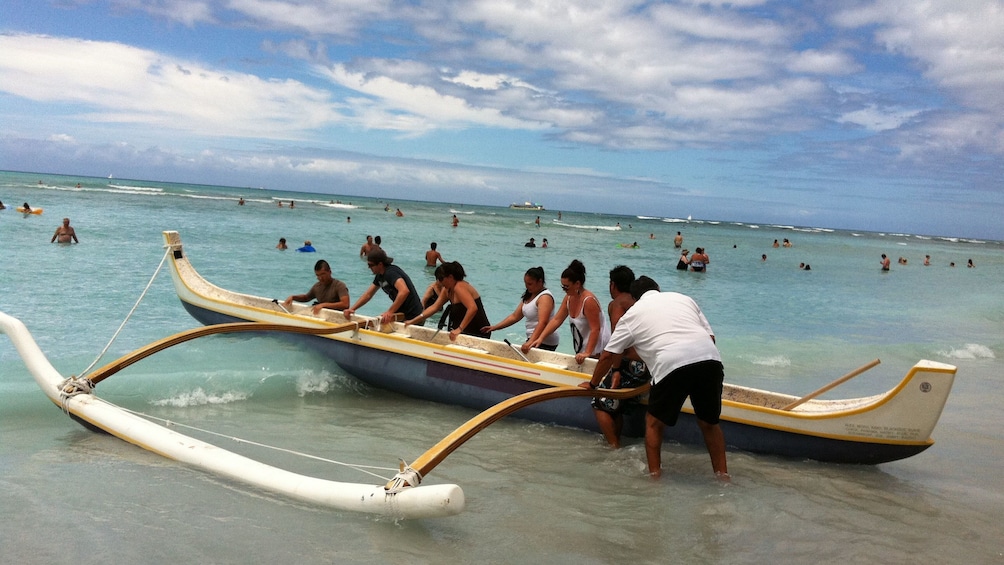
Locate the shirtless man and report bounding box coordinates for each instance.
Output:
[425,242,445,266]
[359,235,375,258]
[590,265,650,448]
[51,218,79,244]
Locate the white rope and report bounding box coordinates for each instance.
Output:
[57,376,95,414]
[385,461,423,493]
[78,246,172,379]
[111,403,397,482]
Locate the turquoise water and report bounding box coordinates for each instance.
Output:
[2,170,1002,563]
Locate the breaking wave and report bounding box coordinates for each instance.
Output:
[151,388,250,407]
[749,355,792,368]
[939,344,995,360]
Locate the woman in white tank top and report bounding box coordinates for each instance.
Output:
[528,260,610,364]
[481,267,560,352]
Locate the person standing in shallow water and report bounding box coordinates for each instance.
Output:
[589,265,651,448]
[50,217,78,243]
[676,249,690,270]
[582,276,727,479]
[425,242,445,267]
[689,248,709,272]
[359,235,375,258]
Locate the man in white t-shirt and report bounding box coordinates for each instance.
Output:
[582,276,727,479]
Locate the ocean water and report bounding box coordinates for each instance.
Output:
[1,170,1002,564]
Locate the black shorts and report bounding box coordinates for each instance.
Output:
[648,360,724,426]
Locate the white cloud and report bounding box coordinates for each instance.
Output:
[75,0,1002,157]
[838,105,921,132]
[113,0,216,27]
[227,0,394,35]
[322,64,548,131]
[444,71,541,92]
[787,49,860,75]
[834,0,1004,153]
[262,39,328,63]
[0,34,339,139]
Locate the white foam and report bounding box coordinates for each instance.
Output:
[294,370,365,396]
[749,355,792,368]
[152,387,250,407]
[939,344,995,360]
[553,221,621,231]
[107,183,164,193]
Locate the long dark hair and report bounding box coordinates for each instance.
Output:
[521,266,546,302]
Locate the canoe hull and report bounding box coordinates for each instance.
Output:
[172,260,953,467]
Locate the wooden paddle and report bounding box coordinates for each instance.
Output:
[392,382,651,487]
[781,358,881,411]
[85,321,358,385]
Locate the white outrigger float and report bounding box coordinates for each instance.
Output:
[0,311,466,519]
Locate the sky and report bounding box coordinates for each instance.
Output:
[2,0,1003,239]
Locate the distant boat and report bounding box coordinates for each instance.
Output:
[509,201,545,211]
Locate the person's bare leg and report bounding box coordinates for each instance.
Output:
[644,413,664,477]
[696,419,728,478]
[594,409,621,448]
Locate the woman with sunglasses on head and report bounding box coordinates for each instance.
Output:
[406,262,492,342]
[527,259,610,364]
[482,266,560,354]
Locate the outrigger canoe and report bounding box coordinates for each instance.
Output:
[163,230,956,465]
